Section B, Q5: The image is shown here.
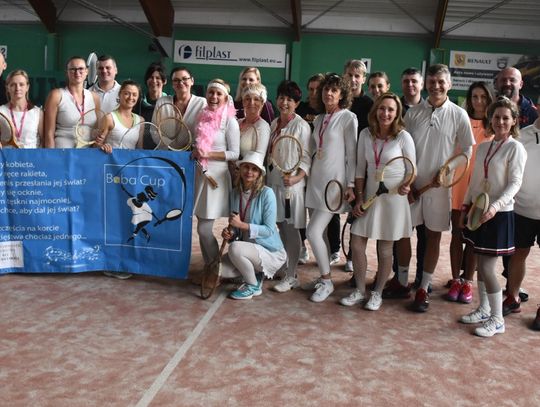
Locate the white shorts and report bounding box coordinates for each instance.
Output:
[410,188,451,232]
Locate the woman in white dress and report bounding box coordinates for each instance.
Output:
[151,67,206,148]
[267,80,311,293]
[98,80,144,152]
[237,83,270,159]
[0,69,43,148]
[340,93,416,311]
[304,73,358,302]
[44,56,100,148]
[192,79,240,268]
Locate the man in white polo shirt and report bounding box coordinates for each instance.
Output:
[399,63,474,312]
[90,55,120,113]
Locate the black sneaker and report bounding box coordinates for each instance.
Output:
[531,307,540,331]
[519,288,529,302]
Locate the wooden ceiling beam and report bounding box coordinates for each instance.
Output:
[27,0,57,33]
[139,0,174,38]
[290,0,302,41]
[433,0,449,48]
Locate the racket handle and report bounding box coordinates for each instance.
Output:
[206,174,218,189]
[360,196,376,211]
[285,198,291,218]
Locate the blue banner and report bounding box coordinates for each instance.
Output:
[0,149,194,279]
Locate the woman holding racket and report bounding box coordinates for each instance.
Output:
[0,69,43,148]
[151,67,206,148]
[340,93,416,310]
[304,73,358,302]
[220,151,286,299]
[193,79,240,272]
[447,82,494,303]
[233,67,275,125]
[43,56,100,148]
[267,80,311,293]
[459,97,526,337]
[96,80,144,152]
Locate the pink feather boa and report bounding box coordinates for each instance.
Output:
[195,97,236,168]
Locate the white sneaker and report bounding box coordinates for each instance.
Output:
[340,289,365,306]
[364,291,382,311]
[329,252,341,266]
[460,307,490,324]
[475,316,505,337]
[310,279,334,302]
[298,247,310,264]
[273,276,300,293]
[345,260,354,272]
[301,277,322,290]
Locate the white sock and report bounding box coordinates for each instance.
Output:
[478,281,490,313]
[420,272,432,291]
[488,290,504,322]
[398,266,409,286]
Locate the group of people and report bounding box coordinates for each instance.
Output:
[1,50,539,337]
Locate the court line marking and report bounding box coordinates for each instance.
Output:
[135,290,227,407]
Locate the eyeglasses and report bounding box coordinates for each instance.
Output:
[172,77,192,84]
[68,67,86,73]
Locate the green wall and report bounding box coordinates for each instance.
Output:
[1,22,539,105]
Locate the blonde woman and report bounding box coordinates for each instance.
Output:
[234,67,275,124]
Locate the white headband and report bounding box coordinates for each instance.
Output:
[242,87,267,104]
[207,82,229,95]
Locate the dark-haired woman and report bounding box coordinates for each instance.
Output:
[135,62,167,149]
[268,80,311,293]
[447,81,494,303]
[151,67,206,149]
[304,73,358,302]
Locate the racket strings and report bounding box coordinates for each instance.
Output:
[271,136,302,174]
[0,112,16,146]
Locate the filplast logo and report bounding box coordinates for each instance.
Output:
[178,45,192,59]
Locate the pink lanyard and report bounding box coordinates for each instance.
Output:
[68,88,85,124]
[268,115,291,156]
[9,106,28,141]
[239,190,255,222]
[318,111,335,152]
[372,138,388,169]
[483,137,507,180]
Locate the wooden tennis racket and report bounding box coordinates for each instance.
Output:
[0,111,20,148]
[414,152,469,199]
[157,116,192,151]
[361,155,416,211]
[200,231,230,300]
[467,192,490,231]
[75,108,105,148]
[270,134,303,218]
[239,124,259,158]
[120,121,159,150]
[324,179,344,212]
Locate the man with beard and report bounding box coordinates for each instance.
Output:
[494,67,538,128]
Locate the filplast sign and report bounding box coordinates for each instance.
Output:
[174,40,286,68]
